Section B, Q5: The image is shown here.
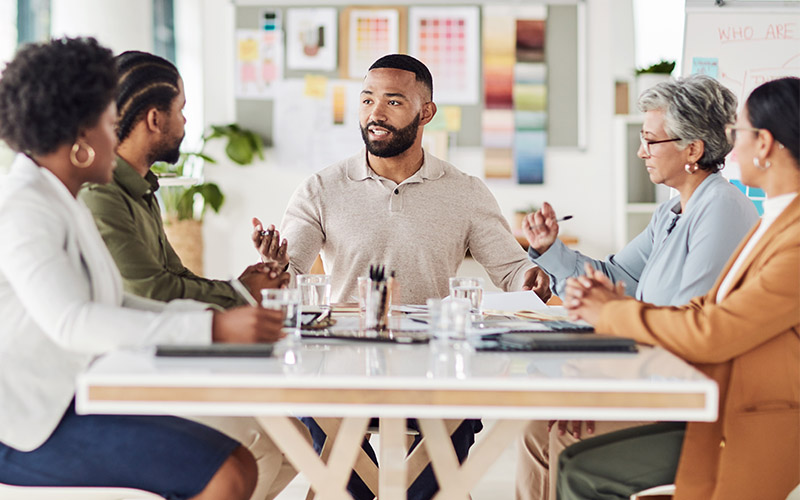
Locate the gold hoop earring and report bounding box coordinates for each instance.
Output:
[70,142,95,169]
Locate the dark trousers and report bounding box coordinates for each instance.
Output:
[301,417,482,500]
[556,422,686,500]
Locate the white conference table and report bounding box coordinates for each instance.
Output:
[76,338,717,500]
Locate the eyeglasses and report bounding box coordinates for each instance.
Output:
[725,124,762,145]
[639,132,682,157]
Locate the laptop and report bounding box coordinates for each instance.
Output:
[477,332,637,353]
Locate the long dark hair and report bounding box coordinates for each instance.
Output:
[746,77,800,164]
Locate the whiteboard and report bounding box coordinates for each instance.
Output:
[682,4,800,214]
[682,7,800,108]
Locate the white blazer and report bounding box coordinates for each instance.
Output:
[0,155,213,451]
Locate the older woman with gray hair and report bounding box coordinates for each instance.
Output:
[515,74,760,500]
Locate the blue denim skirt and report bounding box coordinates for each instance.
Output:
[0,400,239,500]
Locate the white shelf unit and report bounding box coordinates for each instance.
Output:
[614,115,672,249]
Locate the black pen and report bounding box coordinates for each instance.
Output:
[526,215,573,231]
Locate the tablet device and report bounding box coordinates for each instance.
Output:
[155,343,275,358]
[479,333,637,353]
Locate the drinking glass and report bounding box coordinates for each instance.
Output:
[296,274,331,312]
[426,298,471,341]
[449,277,484,314]
[261,288,301,338]
[357,276,370,313]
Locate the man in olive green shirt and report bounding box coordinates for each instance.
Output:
[80,53,287,310]
[81,156,283,308]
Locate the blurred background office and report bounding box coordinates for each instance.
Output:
[0,0,686,286]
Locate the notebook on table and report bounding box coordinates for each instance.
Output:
[477,332,637,353]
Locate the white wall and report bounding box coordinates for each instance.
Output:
[51,0,153,54]
[199,0,630,281]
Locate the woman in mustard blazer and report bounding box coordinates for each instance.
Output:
[557,77,800,500]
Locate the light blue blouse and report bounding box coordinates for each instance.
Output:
[529,174,760,306]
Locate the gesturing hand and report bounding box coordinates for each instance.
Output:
[251,217,289,268]
[523,202,560,255]
[522,267,552,303]
[212,306,286,343]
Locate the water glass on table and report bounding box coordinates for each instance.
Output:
[427,297,471,341]
[357,276,370,313]
[449,277,484,315]
[296,274,331,313]
[261,288,301,339]
[426,298,473,379]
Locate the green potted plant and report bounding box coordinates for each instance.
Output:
[635,59,676,97]
[152,124,264,274]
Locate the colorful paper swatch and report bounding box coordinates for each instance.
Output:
[514,15,547,185]
[482,10,516,179]
[347,9,400,79]
[481,9,548,183]
[332,85,346,125]
[409,7,480,105]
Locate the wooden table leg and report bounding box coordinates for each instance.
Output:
[257,416,369,500]
[404,419,463,489]
[379,418,407,500]
[418,419,530,500]
[316,417,380,497]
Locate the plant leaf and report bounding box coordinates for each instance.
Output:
[226,134,253,165]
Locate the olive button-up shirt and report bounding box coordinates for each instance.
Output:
[79,157,245,308]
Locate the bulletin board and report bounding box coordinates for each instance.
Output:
[232,2,586,175]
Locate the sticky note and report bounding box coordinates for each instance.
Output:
[691,57,719,79]
[238,38,259,62]
[443,106,462,132]
[304,74,328,98]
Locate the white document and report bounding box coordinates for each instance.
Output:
[481,290,547,312]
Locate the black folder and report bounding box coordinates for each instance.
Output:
[156,343,274,358]
[479,332,637,353]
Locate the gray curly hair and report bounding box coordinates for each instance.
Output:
[638,74,737,173]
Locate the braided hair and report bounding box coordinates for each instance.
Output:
[114,51,180,142]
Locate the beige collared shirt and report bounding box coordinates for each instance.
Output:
[280,149,534,304]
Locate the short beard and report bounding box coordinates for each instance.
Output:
[150,134,184,166]
[360,113,420,158]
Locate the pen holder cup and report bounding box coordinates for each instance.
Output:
[364,280,390,331]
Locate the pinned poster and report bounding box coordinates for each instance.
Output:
[286,8,338,71]
[344,8,403,79]
[235,29,283,99]
[409,6,480,105]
